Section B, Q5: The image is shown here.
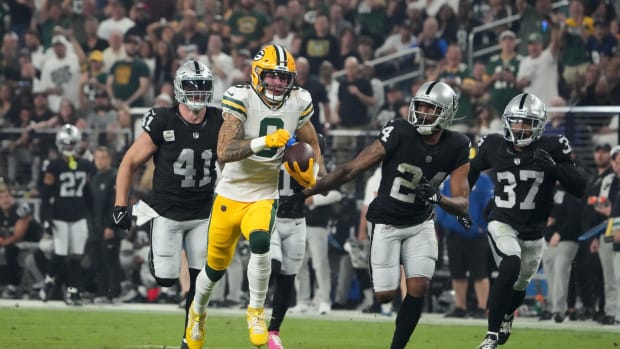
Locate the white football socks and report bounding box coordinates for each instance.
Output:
[193,269,219,314]
[247,251,271,308]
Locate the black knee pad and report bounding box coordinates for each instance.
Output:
[155,277,177,287]
[249,230,270,254]
[499,255,521,282]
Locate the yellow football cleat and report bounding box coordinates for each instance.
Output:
[185,301,207,349]
[247,306,269,347]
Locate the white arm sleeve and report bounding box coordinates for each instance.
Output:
[310,190,343,207]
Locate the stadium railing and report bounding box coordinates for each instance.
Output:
[467,0,569,68]
[332,47,424,90]
[3,105,617,204]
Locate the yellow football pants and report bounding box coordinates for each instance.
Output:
[206,194,277,270]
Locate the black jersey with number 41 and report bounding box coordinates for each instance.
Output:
[366,118,471,226]
[142,106,223,221]
[470,133,573,238]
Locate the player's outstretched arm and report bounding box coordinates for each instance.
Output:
[217,112,290,163]
[553,162,587,198]
[114,133,157,207]
[303,140,386,197]
[439,162,470,218]
[296,121,327,177]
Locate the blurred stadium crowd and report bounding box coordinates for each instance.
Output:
[1,0,620,325]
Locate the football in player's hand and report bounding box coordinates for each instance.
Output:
[283,142,315,171]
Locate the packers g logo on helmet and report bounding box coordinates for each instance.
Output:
[253,50,265,61]
[251,44,296,106]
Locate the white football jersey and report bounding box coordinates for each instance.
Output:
[218,85,314,201]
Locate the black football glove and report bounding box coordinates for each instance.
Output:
[533,148,556,170]
[413,179,442,204]
[112,206,132,230]
[457,216,472,230]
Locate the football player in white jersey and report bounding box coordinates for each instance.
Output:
[186,44,326,349]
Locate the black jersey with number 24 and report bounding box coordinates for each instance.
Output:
[366,118,471,226]
[142,106,223,221]
[470,133,573,238]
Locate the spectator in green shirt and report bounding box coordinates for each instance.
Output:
[482,30,522,116]
[106,34,151,108]
[227,0,273,53]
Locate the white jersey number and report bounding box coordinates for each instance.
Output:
[174,148,213,188]
[558,136,572,154]
[389,163,446,203]
[279,168,295,197]
[495,170,544,209]
[59,172,87,197]
[141,110,155,131]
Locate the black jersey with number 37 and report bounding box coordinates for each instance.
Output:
[470,133,574,238]
[366,118,471,226]
[142,106,223,221]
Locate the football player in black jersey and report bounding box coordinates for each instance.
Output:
[304,81,471,349]
[267,134,338,348]
[40,124,95,305]
[469,93,586,349]
[0,183,42,299]
[113,60,223,349]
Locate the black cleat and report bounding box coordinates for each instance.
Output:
[361,302,381,314]
[601,315,620,325]
[478,334,498,349]
[567,309,578,321]
[469,308,488,319]
[64,287,83,306]
[40,280,55,303]
[538,310,553,320]
[444,307,467,318]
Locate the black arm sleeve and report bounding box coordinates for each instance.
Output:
[468,136,493,191]
[553,193,582,241]
[104,173,118,230]
[553,163,587,198]
[468,168,481,191]
[83,182,95,217]
[39,184,54,223]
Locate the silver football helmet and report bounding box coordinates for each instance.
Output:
[502,93,547,147]
[408,81,458,135]
[56,124,81,157]
[174,60,214,111]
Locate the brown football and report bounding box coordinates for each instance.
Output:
[283,142,315,171]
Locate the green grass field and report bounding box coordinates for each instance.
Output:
[0,303,618,349]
